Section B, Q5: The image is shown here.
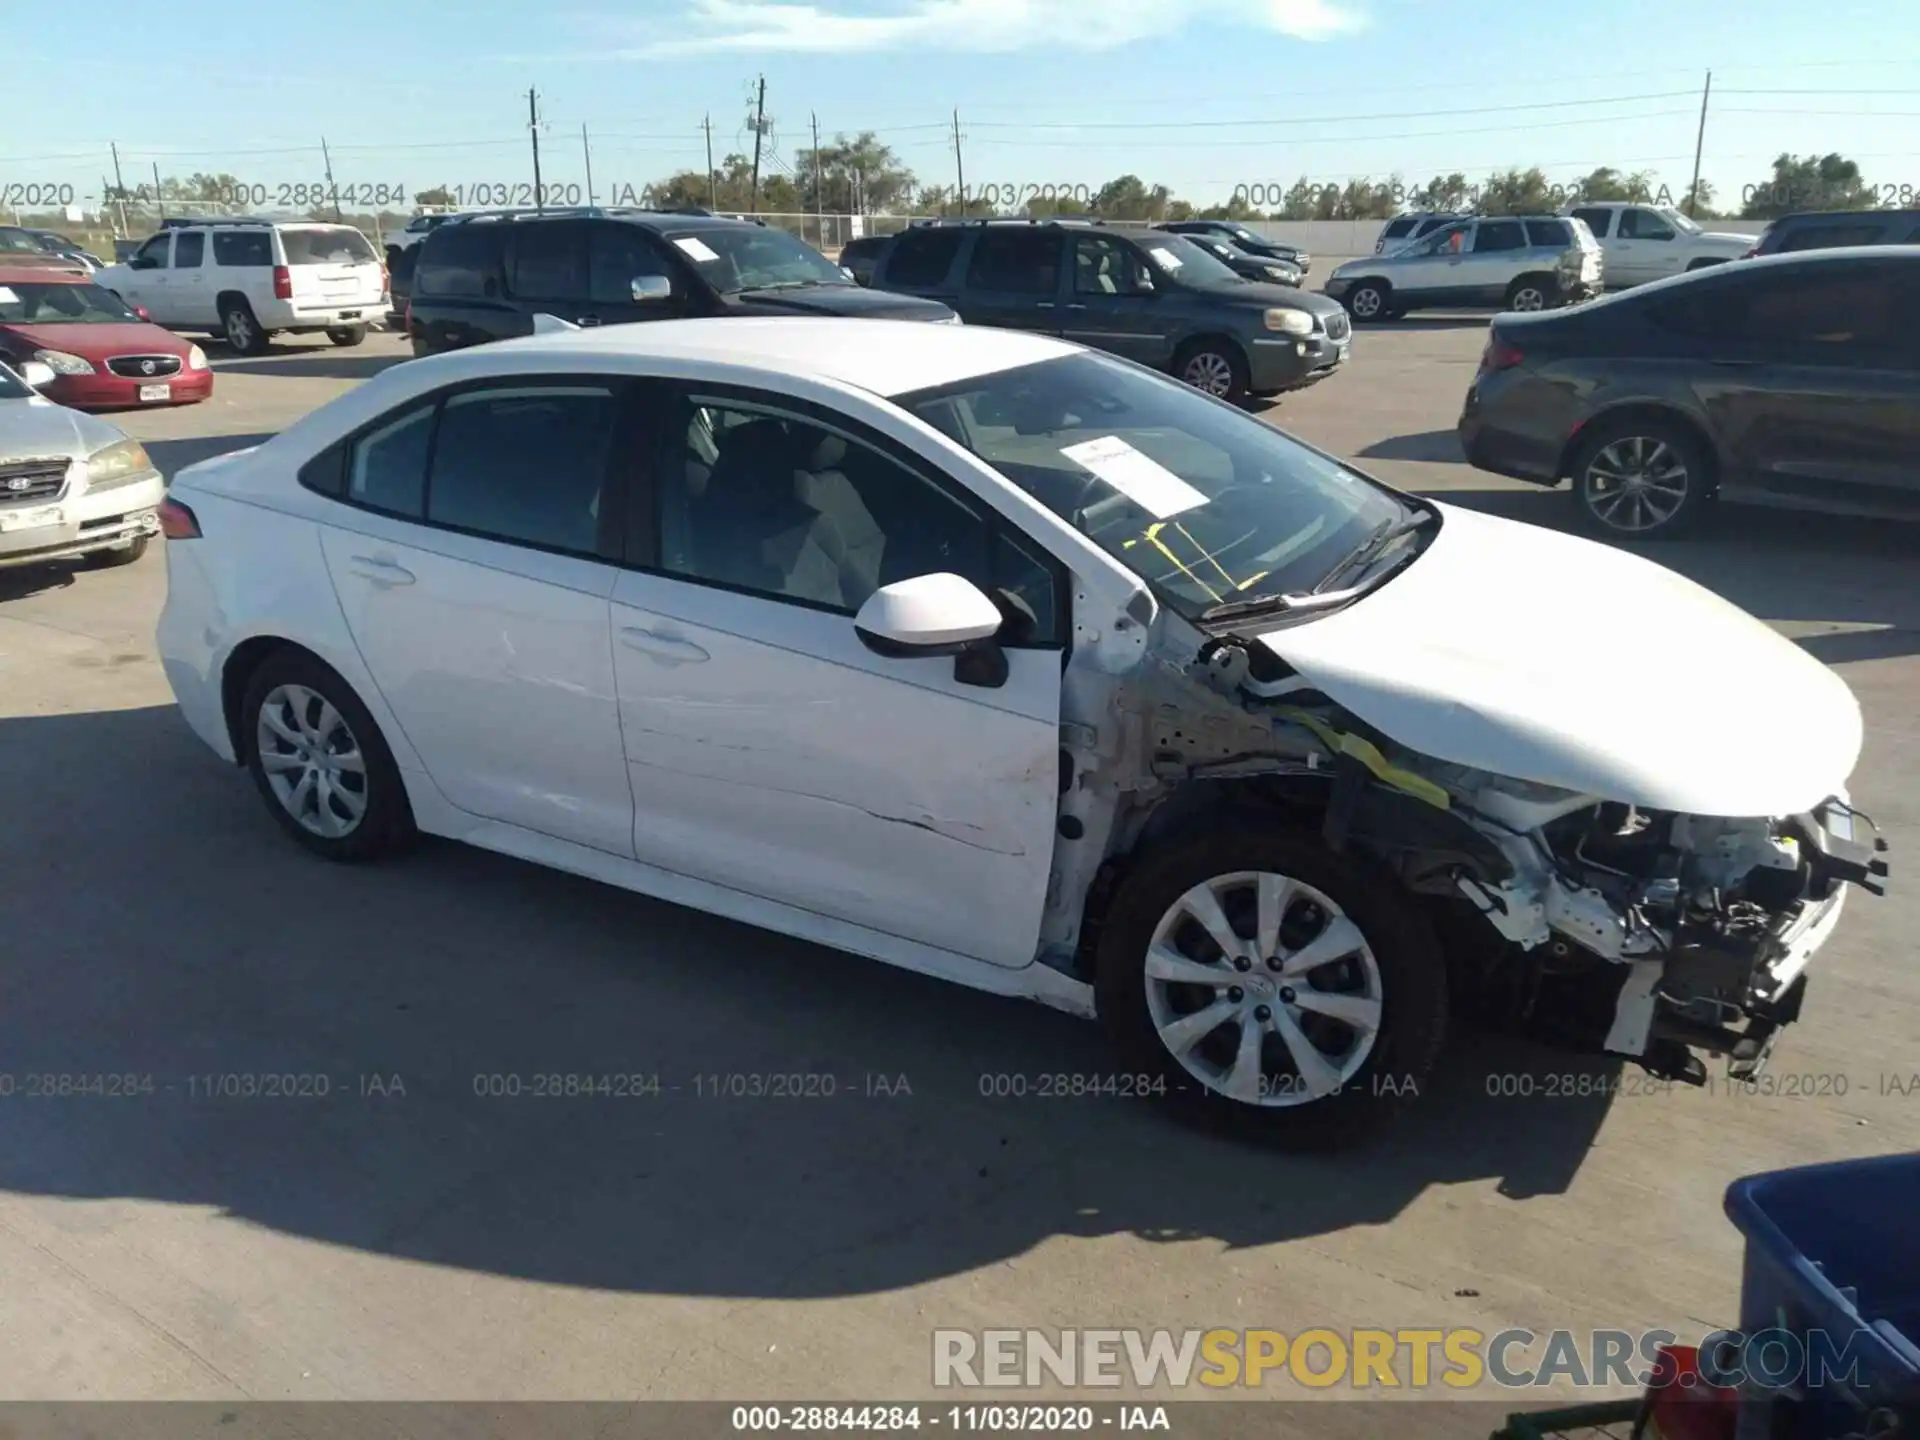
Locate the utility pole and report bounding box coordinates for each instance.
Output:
[527,86,546,212]
[580,124,595,206]
[704,114,717,208]
[747,75,768,216]
[1686,70,1712,220]
[321,137,343,221]
[153,161,167,221]
[951,109,966,214]
[108,143,130,235]
[810,111,824,242]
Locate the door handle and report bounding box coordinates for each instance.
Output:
[1065,303,1088,311]
[1034,301,1056,309]
[346,554,416,587]
[1708,358,1763,368]
[577,315,602,326]
[619,627,710,664]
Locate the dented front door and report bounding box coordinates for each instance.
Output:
[608,570,1061,969]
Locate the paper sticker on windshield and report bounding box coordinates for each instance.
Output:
[1061,436,1207,519]
[1145,246,1184,271]
[674,237,721,263]
[0,287,15,305]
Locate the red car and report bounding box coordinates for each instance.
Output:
[0,265,213,410]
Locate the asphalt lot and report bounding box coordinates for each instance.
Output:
[1,323,1916,1415]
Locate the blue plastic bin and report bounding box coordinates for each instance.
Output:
[1724,1152,1920,1438]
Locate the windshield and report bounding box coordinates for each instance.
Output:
[672,226,851,294]
[900,352,1412,619]
[0,230,46,255]
[1138,232,1245,288]
[1659,206,1702,234]
[0,281,139,325]
[280,227,378,265]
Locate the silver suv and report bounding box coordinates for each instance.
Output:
[1326,215,1603,322]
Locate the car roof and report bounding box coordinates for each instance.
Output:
[1771,207,1920,223]
[490,316,1075,397]
[0,265,87,285]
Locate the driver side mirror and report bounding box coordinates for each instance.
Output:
[853,572,1009,689]
[130,256,157,271]
[631,275,673,303]
[134,306,150,321]
[18,361,56,390]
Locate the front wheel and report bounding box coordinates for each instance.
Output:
[1173,341,1249,405]
[1095,823,1447,1147]
[327,325,367,347]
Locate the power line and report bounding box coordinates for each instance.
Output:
[963,91,1702,131]
[965,110,1699,150]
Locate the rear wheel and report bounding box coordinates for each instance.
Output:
[220,298,270,356]
[83,534,149,568]
[240,650,415,862]
[1569,416,1714,540]
[1096,823,1447,1147]
[327,325,367,347]
[1505,274,1556,312]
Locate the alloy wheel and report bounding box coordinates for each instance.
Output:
[226,308,254,350]
[1349,286,1383,319]
[1144,871,1383,1107]
[1583,436,1691,533]
[255,684,369,838]
[1510,285,1548,312]
[1182,351,1236,398]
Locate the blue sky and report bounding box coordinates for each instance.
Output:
[8,0,1920,213]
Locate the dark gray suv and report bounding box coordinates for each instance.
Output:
[869,220,1349,403]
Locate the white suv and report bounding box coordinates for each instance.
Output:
[1563,203,1751,287]
[95,221,388,355]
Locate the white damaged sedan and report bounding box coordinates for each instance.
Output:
[154,317,1889,1145]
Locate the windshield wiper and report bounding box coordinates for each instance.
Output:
[1198,587,1365,624]
[1312,507,1434,594]
[737,279,838,293]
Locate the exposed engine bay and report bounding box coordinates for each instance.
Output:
[1049,620,1891,1085]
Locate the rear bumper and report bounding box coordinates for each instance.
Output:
[42,368,212,411]
[1457,372,1574,486]
[0,471,164,568]
[257,299,386,331]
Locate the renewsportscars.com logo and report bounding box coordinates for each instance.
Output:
[931,1328,1872,1392]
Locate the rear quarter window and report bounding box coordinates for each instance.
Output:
[1526,220,1573,247]
[281,228,377,265]
[1381,219,1416,240]
[1777,222,1892,253]
[884,227,964,287]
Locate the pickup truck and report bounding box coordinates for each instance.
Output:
[1563,203,1752,287]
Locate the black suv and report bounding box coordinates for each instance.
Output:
[1748,209,1920,257]
[406,208,955,354]
[1154,220,1309,274]
[868,219,1348,403]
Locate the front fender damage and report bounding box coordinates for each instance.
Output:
[1048,617,1888,1086]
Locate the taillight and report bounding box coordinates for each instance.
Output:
[272,265,292,300]
[1480,338,1525,373]
[1739,247,1758,260]
[158,497,201,540]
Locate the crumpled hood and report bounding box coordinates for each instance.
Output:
[1256,503,1863,818]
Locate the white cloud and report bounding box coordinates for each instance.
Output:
[616,0,1367,57]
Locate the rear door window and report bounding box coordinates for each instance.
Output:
[1525,220,1573,248]
[509,222,588,301]
[885,226,964,287]
[282,228,377,265]
[417,224,504,298]
[964,229,1061,294]
[1651,261,1910,354]
[1571,207,1614,238]
[1777,222,1890,253]
[212,230,272,266]
[1473,220,1526,253]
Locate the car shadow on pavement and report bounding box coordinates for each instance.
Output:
[1358,430,1468,464]
[0,702,1619,1301]
[210,353,406,382]
[141,432,280,481]
[0,564,77,602]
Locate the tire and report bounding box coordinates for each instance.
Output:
[1505,275,1556,313]
[1095,821,1447,1148]
[327,325,368,347]
[83,534,149,568]
[1345,280,1392,323]
[1568,415,1714,541]
[1173,340,1249,404]
[239,650,416,862]
[220,298,271,356]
